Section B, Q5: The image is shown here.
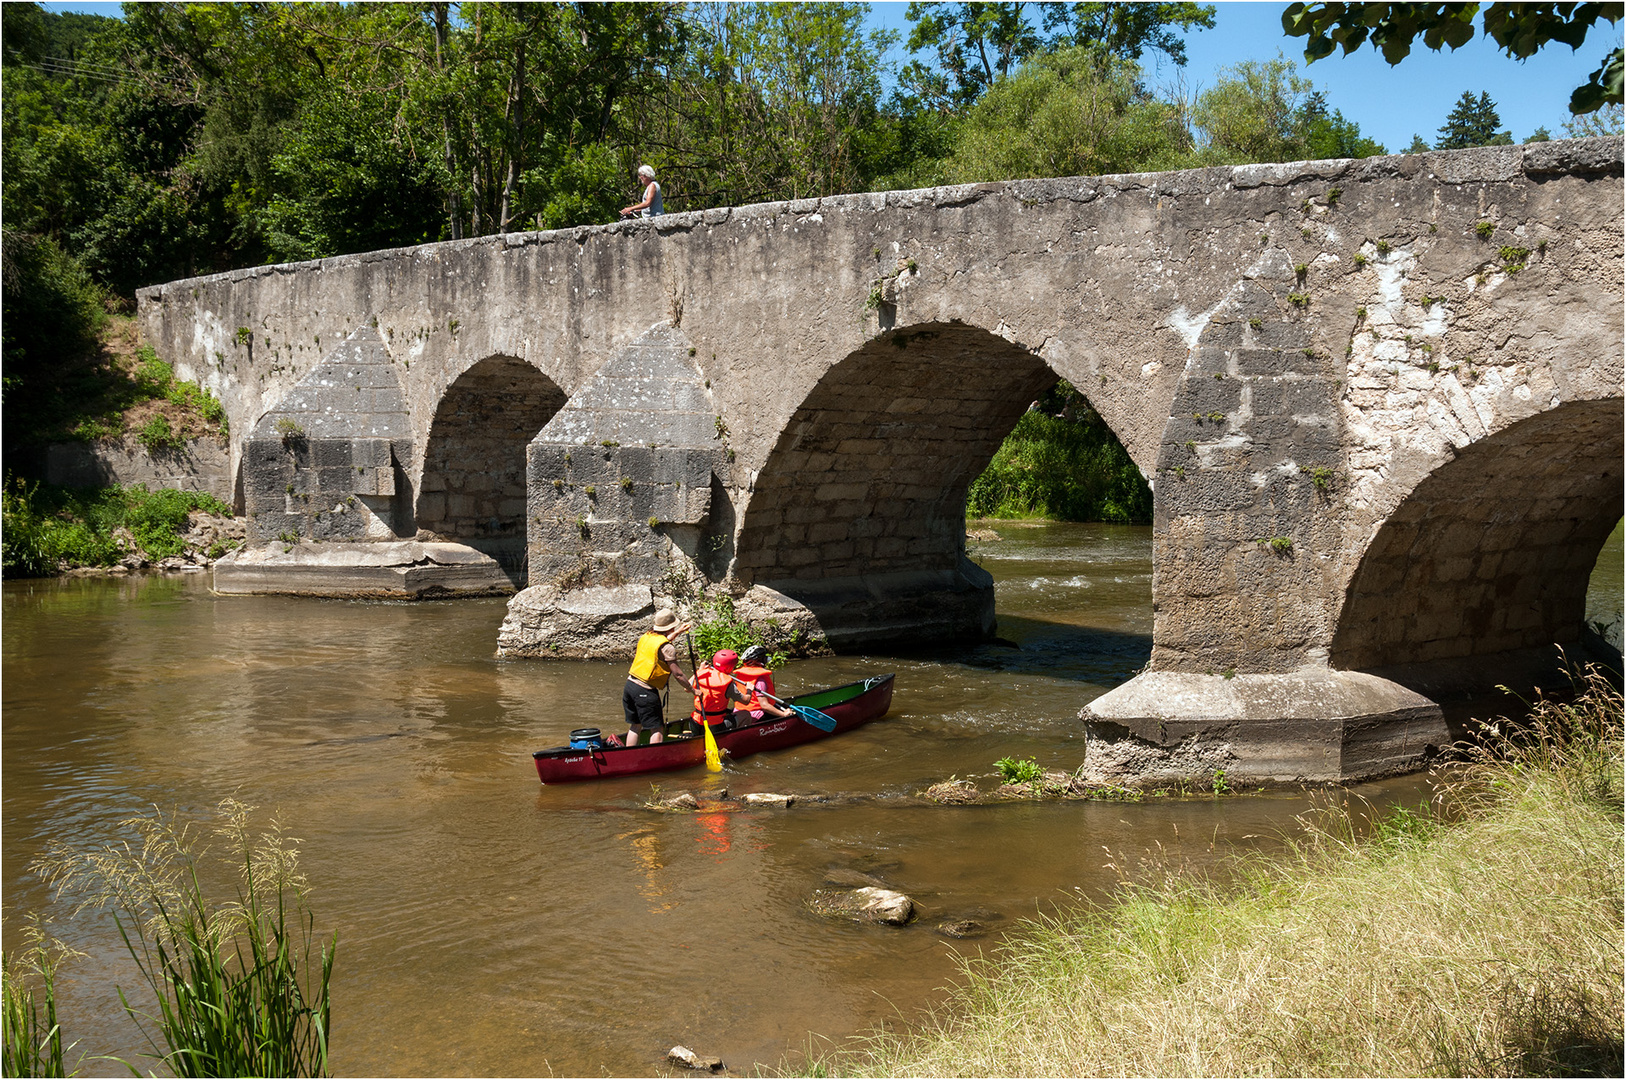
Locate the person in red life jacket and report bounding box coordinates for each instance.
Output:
[731,644,793,726]
[689,649,749,735]
[624,609,693,746]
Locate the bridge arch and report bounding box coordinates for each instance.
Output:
[1329,397,1624,685]
[731,320,1134,645]
[417,354,568,575]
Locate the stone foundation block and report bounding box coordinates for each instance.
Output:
[1080,668,1448,784]
[213,541,513,599]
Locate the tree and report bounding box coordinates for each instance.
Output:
[902,2,1216,110]
[1298,90,1387,158]
[1187,57,1381,164]
[1435,90,1513,149]
[1038,2,1217,66]
[632,3,894,207]
[1524,125,1552,141]
[903,1,1041,110]
[1405,133,1431,153]
[1282,2,1625,114]
[1564,101,1624,135]
[941,49,1189,182]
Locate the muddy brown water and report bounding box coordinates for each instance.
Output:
[4,521,1620,1077]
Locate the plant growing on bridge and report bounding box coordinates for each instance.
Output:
[1498,245,1531,273]
[138,414,184,452]
[1288,292,1310,308]
[1476,220,1496,239]
[1375,239,1392,255]
[1260,536,1294,554]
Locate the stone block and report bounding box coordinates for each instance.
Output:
[1236,348,1287,377]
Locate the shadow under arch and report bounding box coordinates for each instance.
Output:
[418,355,567,581]
[1330,397,1624,696]
[733,320,1111,648]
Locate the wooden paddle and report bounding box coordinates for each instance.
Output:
[725,672,837,732]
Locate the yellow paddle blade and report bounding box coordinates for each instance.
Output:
[702,721,722,772]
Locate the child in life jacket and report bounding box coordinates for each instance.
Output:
[689,650,749,734]
[731,645,794,725]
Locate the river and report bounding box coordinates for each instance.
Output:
[3,520,1620,1076]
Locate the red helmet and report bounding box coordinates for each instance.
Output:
[711,649,738,673]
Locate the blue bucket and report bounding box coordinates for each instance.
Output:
[569,728,603,750]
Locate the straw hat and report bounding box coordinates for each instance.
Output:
[652,609,679,634]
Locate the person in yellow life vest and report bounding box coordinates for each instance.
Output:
[731,645,793,726]
[689,649,749,735]
[624,609,693,746]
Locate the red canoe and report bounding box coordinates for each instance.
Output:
[532,674,895,784]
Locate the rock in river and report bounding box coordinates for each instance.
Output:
[667,1045,724,1071]
[808,886,916,926]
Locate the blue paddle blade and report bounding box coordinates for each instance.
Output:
[792,704,837,732]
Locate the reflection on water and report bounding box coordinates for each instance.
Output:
[3,520,1619,1076]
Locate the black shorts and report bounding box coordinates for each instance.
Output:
[623,680,665,732]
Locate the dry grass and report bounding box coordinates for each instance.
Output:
[809,669,1623,1078]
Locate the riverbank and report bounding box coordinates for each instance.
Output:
[1,479,240,577]
[805,672,1624,1078]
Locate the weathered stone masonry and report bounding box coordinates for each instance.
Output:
[137,138,1624,783]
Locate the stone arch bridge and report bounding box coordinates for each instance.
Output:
[137,138,1623,783]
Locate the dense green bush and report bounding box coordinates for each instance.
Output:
[967,400,1152,524]
[1,477,231,577]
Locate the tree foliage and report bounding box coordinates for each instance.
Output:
[1435,90,1514,149]
[1282,2,1625,114]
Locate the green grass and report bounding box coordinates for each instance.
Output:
[803,668,1624,1078]
[2,919,79,1078]
[967,407,1151,524]
[2,477,232,577]
[33,799,335,1077]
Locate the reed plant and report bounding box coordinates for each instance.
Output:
[808,666,1623,1078]
[35,799,334,1077]
[2,918,81,1077]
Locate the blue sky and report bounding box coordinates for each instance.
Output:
[41,1,1625,150]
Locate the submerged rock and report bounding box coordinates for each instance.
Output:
[741,792,795,808]
[923,778,979,804]
[936,919,991,938]
[808,886,916,926]
[822,868,888,889]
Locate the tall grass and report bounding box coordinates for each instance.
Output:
[2,919,81,1078]
[966,407,1151,523]
[1,477,231,577]
[36,800,335,1078]
[810,668,1623,1078]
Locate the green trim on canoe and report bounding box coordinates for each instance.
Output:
[789,676,887,710]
